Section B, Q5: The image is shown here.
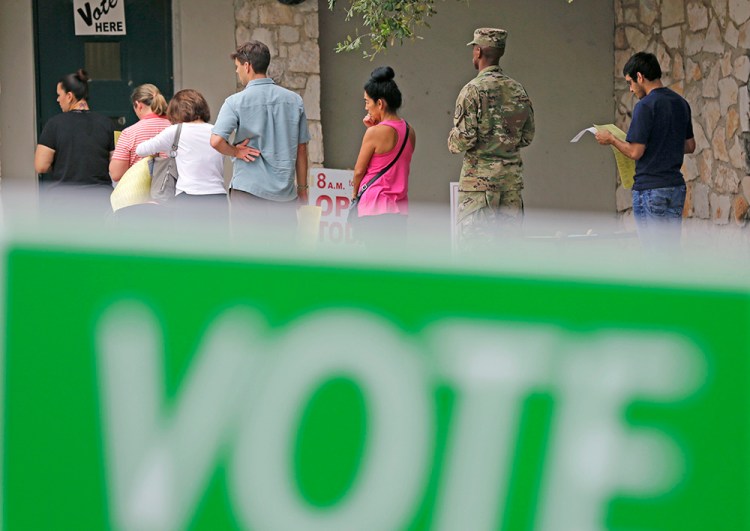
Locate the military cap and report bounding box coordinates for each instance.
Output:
[467,28,508,49]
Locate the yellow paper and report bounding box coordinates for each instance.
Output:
[296,205,322,248]
[110,157,153,212]
[594,124,635,189]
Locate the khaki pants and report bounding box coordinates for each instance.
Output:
[456,189,524,250]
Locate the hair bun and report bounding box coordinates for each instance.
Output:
[76,69,90,83]
[370,66,395,82]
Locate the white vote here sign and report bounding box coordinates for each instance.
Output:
[74,0,127,36]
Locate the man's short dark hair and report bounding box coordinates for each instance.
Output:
[231,41,271,74]
[623,52,662,81]
[479,45,503,65]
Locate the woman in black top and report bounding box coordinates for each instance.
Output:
[34,69,115,209]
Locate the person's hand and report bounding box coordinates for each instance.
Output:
[297,186,309,205]
[235,138,260,162]
[594,130,615,146]
[363,114,378,128]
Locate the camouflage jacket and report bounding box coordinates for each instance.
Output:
[448,66,535,191]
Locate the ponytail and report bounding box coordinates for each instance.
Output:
[131,83,168,116]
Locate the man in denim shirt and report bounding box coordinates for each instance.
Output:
[595,52,695,248]
[211,41,310,229]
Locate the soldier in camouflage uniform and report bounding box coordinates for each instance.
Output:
[448,28,535,249]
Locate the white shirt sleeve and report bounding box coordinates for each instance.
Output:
[135,125,177,157]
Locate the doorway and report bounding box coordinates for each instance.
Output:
[33,0,173,143]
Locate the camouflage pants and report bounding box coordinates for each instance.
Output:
[456,189,524,250]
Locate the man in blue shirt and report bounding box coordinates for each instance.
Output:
[596,52,695,247]
[211,40,310,229]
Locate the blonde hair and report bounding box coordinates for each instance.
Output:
[130,84,168,116]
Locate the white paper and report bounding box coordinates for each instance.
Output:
[570,127,597,143]
[570,124,635,189]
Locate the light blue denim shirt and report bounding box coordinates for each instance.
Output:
[213,78,310,201]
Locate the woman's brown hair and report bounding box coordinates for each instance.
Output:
[166,89,211,123]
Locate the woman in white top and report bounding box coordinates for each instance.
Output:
[136,89,227,211]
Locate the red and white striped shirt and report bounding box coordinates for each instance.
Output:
[112,113,172,167]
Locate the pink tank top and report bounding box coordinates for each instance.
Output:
[358,119,413,216]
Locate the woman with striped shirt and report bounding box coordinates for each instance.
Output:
[109,84,171,182]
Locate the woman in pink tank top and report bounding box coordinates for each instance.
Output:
[352,66,416,249]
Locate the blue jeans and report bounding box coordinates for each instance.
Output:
[632,185,685,250]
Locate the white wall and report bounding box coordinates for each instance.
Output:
[319,0,616,212]
[0,0,37,190]
[173,0,237,181]
[172,0,236,127]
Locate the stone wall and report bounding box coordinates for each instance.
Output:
[614,0,750,226]
[234,0,323,166]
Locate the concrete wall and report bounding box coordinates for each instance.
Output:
[173,0,236,181]
[319,0,616,211]
[0,0,37,190]
[173,0,236,129]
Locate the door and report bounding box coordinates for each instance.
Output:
[33,0,173,150]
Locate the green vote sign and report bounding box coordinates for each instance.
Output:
[2,241,748,530]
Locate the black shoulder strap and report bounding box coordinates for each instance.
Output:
[355,121,410,200]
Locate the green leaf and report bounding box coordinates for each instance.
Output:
[329,0,573,58]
